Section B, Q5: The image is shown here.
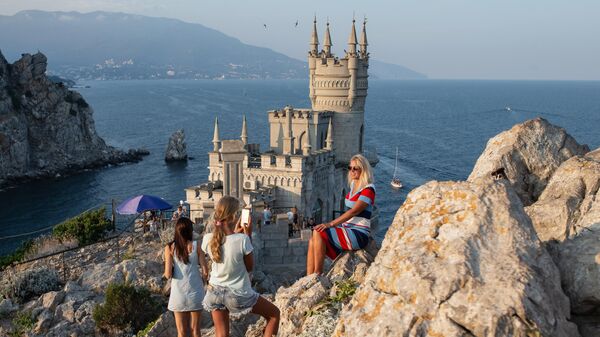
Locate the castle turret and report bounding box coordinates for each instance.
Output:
[212,117,221,152]
[325,117,334,151]
[282,106,294,155]
[323,22,332,57]
[303,115,312,155]
[240,115,248,146]
[307,19,369,164]
[310,16,319,56]
[359,19,368,57]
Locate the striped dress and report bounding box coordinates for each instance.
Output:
[320,183,375,260]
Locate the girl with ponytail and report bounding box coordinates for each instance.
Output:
[201,196,280,337]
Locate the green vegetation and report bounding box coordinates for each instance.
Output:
[137,317,159,336]
[9,310,34,337]
[0,239,34,269]
[53,207,112,246]
[0,267,61,303]
[93,283,162,333]
[304,279,358,317]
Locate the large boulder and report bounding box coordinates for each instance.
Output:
[165,129,188,162]
[526,148,600,241]
[468,118,589,206]
[334,180,579,337]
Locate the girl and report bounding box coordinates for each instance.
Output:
[307,153,376,275]
[202,196,280,337]
[164,217,209,337]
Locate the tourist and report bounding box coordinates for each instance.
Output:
[263,205,272,226]
[172,205,187,221]
[164,217,209,337]
[202,196,280,337]
[292,206,299,234]
[286,208,294,237]
[306,154,375,275]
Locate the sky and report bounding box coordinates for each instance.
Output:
[1,0,599,80]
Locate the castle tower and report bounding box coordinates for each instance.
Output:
[212,117,221,152]
[308,19,369,164]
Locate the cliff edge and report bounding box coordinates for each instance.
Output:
[0,51,147,188]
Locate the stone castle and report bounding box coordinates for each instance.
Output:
[185,18,376,227]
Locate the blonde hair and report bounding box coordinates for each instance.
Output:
[210,196,240,263]
[347,154,374,191]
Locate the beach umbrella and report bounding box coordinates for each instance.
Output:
[116,195,173,215]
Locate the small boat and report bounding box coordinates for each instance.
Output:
[390,147,403,189]
[505,106,512,112]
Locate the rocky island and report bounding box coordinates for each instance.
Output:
[0,51,148,189]
[0,118,598,337]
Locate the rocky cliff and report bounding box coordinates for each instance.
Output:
[0,51,147,188]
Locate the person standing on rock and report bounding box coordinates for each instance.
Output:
[202,196,280,337]
[164,217,209,337]
[307,154,376,275]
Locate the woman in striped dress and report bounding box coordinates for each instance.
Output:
[306,154,375,275]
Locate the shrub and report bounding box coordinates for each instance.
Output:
[93,283,162,333]
[0,240,35,269]
[9,310,34,337]
[53,207,112,246]
[304,279,358,317]
[137,316,159,336]
[0,267,61,303]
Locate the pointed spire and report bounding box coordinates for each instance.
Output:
[325,117,334,150]
[359,18,368,56]
[240,115,248,146]
[310,15,319,54]
[303,113,312,155]
[323,20,332,56]
[348,19,358,55]
[212,117,221,152]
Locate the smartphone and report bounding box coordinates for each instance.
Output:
[241,208,251,228]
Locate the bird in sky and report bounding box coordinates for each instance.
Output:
[263,24,267,30]
[295,20,299,27]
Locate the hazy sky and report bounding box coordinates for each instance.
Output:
[2,0,599,80]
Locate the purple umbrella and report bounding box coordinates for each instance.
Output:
[116,195,172,215]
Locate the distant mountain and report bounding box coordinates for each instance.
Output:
[369,60,427,80]
[0,10,426,81]
[0,10,306,80]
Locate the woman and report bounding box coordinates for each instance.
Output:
[307,154,375,275]
[164,217,209,337]
[202,196,280,337]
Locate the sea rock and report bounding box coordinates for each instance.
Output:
[0,51,148,188]
[34,308,54,334]
[525,148,600,241]
[165,129,188,161]
[334,180,579,337]
[40,290,65,311]
[146,311,178,337]
[468,118,589,205]
[79,258,164,292]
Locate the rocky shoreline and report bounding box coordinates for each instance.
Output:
[0,51,148,190]
[1,117,599,336]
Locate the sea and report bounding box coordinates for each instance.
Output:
[1,79,599,255]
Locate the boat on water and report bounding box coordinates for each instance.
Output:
[505,106,512,112]
[390,147,403,189]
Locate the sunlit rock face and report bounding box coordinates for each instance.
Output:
[333,180,579,337]
[468,117,589,206]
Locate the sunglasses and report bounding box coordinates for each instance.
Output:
[348,166,361,172]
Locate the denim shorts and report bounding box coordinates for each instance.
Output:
[202,284,259,318]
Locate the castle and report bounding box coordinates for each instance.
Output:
[185,18,376,227]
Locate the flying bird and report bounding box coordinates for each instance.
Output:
[295,20,299,27]
[263,24,267,30]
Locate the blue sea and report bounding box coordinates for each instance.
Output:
[1,80,599,254]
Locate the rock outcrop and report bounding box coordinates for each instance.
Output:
[165,129,188,162]
[468,118,589,206]
[0,51,148,188]
[523,148,600,336]
[525,148,600,242]
[334,180,579,337]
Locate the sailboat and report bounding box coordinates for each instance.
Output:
[390,147,403,189]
